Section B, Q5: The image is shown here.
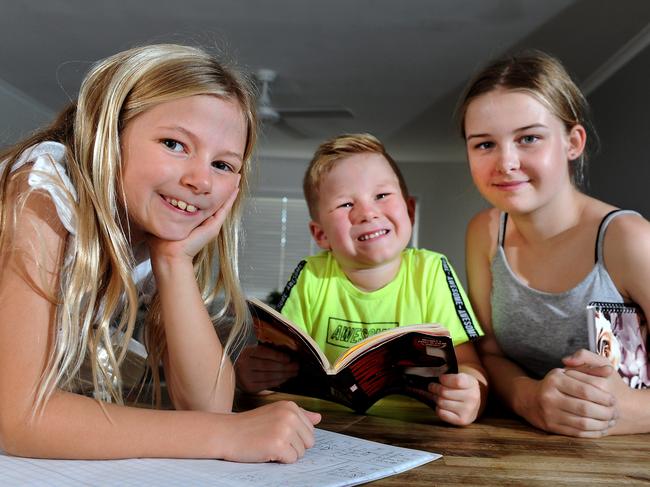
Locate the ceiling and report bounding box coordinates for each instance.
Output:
[1,0,649,163]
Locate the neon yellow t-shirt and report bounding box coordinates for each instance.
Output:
[277,248,483,364]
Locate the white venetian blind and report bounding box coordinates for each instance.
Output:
[239,196,318,300]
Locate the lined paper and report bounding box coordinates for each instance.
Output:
[0,428,439,486]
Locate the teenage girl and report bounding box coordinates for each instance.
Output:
[461,50,650,437]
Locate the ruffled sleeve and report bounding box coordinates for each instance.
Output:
[11,141,78,235]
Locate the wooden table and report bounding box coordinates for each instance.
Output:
[236,392,650,486]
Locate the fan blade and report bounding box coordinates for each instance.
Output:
[277,107,354,119]
[275,119,310,139]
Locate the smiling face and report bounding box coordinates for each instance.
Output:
[119,94,246,243]
[464,89,585,216]
[309,152,414,273]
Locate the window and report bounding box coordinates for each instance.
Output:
[239,196,317,300]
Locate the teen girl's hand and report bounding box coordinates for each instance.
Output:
[521,356,617,437]
[148,179,240,265]
[561,348,646,436]
[217,401,321,463]
[235,344,300,393]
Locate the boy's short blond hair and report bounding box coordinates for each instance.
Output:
[303,133,409,220]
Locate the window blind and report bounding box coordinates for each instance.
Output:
[239,196,317,300]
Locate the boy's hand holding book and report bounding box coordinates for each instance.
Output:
[429,370,482,426]
[236,344,299,393]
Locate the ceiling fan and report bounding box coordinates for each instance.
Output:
[255,68,354,135]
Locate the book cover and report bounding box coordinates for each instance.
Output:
[586,301,649,389]
[247,298,457,412]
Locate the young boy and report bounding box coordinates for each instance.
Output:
[238,134,487,425]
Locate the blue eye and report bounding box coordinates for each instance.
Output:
[162,139,185,153]
[212,161,233,172]
[520,135,539,144]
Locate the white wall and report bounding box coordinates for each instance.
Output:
[400,162,488,282]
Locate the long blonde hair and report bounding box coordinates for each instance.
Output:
[0,44,257,409]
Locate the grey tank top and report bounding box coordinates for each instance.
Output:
[491,209,640,379]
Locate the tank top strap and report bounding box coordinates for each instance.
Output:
[497,212,508,247]
[595,209,642,263]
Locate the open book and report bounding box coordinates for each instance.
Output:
[587,301,649,389]
[247,298,457,412]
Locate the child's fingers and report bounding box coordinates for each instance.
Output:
[301,409,322,426]
[434,384,477,403]
[407,385,438,404]
[199,185,240,233]
[437,372,475,389]
[427,381,440,396]
[272,403,317,461]
[248,360,299,374]
[436,398,478,426]
[549,424,611,438]
[561,414,616,434]
[568,364,615,379]
[180,185,239,256]
[251,345,295,364]
[423,383,479,425]
[237,363,299,392]
[553,400,616,432]
[562,349,611,370]
[436,396,463,411]
[560,397,617,423]
[247,368,299,388]
[292,409,319,452]
[435,405,464,425]
[243,347,299,376]
[558,370,616,406]
[289,440,305,461]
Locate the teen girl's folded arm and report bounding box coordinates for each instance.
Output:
[0,181,317,461]
[564,213,650,435]
[466,210,616,437]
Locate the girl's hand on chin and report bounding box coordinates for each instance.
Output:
[148,180,240,264]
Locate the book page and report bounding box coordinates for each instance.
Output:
[336,323,450,369]
[248,298,331,370]
[0,428,439,487]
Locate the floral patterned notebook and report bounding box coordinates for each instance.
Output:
[587,301,649,389]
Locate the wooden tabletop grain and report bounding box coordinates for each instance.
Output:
[236,392,650,486]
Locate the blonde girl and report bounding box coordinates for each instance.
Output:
[0,44,319,462]
[461,51,650,437]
